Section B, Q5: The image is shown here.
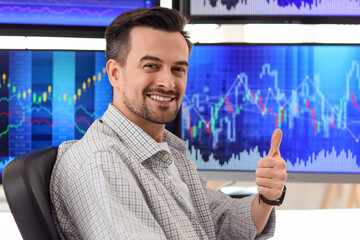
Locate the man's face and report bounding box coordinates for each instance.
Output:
[113,26,189,125]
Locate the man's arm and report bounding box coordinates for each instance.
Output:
[205,187,276,240]
[251,195,275,236]
[203,129,286,239]
[253,129,287,235]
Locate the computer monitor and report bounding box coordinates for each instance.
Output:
[0,0,160,37]
[0,0,159,26]
[0,50,109,180]
[180,0,360,24]
[183,43,360,183]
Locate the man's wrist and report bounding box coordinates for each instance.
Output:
[258,185,287,206]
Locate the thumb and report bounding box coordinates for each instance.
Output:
[267,128,283,157]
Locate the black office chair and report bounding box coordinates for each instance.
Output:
[3,146,60,240]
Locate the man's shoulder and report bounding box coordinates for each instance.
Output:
[54,119,129,174]
[57,139,78,160]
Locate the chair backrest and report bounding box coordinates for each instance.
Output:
[3,146,60,240]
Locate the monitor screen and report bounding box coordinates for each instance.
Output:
[181,0,360,23]
[0,50,111,179]
[0,0,158,27]
[183,43,360,182]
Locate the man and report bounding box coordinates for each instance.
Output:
[50,7,287,240]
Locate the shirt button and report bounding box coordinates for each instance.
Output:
[191,213,195,218]
[164,153,170,159]
[168,175,173,181]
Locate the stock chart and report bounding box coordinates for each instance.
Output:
[182,44,360,174]
[0,50,111,177]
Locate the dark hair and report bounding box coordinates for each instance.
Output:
[105,7,193,65]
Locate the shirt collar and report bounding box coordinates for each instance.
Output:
[101,104,187,164]
[163,129,187,152]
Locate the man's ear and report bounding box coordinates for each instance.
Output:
[106,59,122,88]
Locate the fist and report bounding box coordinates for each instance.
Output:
[255,129,287,201]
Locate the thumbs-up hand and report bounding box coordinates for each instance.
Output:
[255,129,287,202]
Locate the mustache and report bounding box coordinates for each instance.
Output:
[144,88,179,99]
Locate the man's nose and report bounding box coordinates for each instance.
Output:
[156,69,175,89]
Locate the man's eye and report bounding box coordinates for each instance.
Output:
[144,64,157,69]
[172,67,186,72]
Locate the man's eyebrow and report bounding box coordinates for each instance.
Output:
[140,55,163,63]
[174,60,189,67]
[140,55,189,67]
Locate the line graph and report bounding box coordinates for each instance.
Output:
[2,0,113,7]
[0,0,154,26]
[183,44,360,174]
[0,6,115,16]
[0,50,111,176]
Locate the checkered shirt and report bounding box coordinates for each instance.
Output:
[50,104,275,240]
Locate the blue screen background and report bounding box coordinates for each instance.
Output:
[182,45,360,174]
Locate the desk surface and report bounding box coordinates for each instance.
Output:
[1,209,359,239]
[273,208,360,240]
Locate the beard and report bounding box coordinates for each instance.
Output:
[122,87,180,124]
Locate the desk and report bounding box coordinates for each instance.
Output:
[0,212,21,240]
[1,209,359,239]
[272,209,360,239]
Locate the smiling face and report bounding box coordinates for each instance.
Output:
[107,26,189,131]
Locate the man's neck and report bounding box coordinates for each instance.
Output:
[111,103,166,142]
[137,121,165,143]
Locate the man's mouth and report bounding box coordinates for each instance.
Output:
[148,94,175,102]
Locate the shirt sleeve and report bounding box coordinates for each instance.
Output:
[205,187,276,240]
[57,150,167,240]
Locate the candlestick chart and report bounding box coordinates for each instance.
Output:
[0,50,111,177]
[182,44,360,174]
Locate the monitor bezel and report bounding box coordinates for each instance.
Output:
[198,170,360,183]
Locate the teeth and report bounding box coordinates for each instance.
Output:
[150,95,172,102]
